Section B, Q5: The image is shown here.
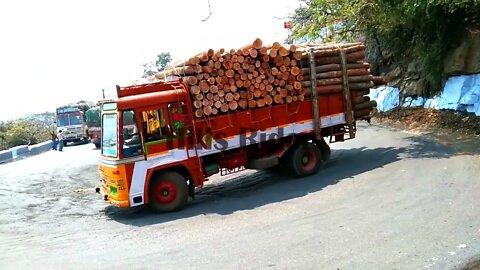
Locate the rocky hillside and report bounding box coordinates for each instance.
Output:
[380,28,480,100]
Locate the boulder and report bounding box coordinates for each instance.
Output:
[444,31,480,76]
[384,66,403,82]
[424,74,480,116]
[369,86,400,112]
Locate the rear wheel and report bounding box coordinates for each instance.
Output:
[149,172,188,212]
[288,142,322,177]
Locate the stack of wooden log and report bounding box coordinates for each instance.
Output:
[153,39,384,119]
[297,42,384,119]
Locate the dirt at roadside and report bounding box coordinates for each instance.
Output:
[372,107,480,136]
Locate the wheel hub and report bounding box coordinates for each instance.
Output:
[300,149,317,172]
[153,181,177,205]
[302,155,309,165]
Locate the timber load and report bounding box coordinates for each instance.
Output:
[153,38,385,120]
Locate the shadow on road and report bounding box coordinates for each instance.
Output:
[101,129,477,226]
[103,146,404,226]
[402,134,480,158]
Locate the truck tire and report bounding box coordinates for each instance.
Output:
[149,172,188,212]
[288,142,322,177]
[315,138,331,162]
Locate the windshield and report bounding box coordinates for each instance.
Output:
[102,113,118,157]
[57,114,69,127]
[57,112,83,126]
[69,113,83,125]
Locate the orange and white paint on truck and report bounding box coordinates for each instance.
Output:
[97,80,354,212]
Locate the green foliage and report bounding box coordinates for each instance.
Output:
[155,52,172,71]
[142,52,172,78]
[62,101,94,112]
[0,114,55,150]
[292,0,364,42]
[292,0,480,92]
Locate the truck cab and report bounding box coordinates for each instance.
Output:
[98,81,202,210]
[56,106,89,145]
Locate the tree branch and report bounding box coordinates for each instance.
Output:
[201,0,212,22]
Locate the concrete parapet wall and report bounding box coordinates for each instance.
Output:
[10,145,29,158]
[0,149,13,164]
[29,141,53,156]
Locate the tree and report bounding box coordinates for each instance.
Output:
[142,52,172,78]
[0,113,56,150]
[291,0,480,93]
[0,118,53,150]
[155,52,172,71]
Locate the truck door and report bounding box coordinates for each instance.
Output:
[140,101,193,162]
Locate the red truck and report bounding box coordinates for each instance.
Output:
[97,42,377,212]
[56,104,90,146]
[97,79,360,212]
[86,106,136,149]
[86,107,101,148]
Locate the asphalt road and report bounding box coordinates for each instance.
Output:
[0,123,479,270]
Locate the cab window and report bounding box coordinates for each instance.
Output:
[168,102,190,136]
[141,107,172,142]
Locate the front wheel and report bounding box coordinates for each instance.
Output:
[288,142,323,177]
[149,172,188,212]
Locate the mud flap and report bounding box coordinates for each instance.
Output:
[188,180,195,199]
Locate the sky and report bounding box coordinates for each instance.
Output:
[0,0,300,121]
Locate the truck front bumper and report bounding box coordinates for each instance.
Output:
[99,183,130,208]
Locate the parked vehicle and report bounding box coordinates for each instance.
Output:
[86,106,136,149]
[86,107,101,148]
[55,103,91,146]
